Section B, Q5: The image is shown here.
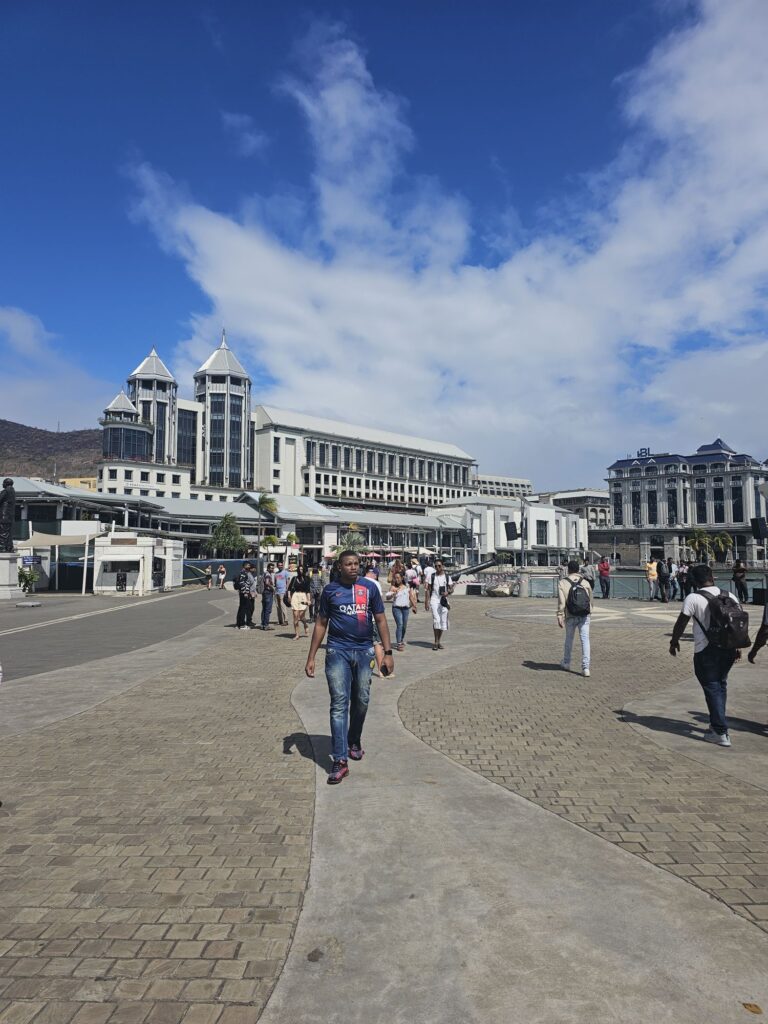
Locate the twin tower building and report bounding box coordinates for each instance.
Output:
[99,334,476,508]
[100,334,252,497]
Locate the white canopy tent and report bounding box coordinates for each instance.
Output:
[23,528,104,594]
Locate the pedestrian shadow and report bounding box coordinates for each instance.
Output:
[283,732,333,769]
[406,640,439,649]
[689,711,768,737]
[522,660,565,671]
[619,709,700,738]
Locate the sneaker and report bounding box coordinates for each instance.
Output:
[327,759,349,784]
[583,668,590,677]
[703,730,731,747]
[348,744,364,761]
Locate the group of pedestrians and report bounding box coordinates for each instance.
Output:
[233,561,319,638]
[557,553,765,752]
[203,564,228,590]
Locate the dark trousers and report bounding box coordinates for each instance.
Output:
[261,592,274,628]
[693,645,737,735]
[236,594,254,628]
[599,576,610,599]
[734,580,748,603]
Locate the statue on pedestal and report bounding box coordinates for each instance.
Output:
[0,478,16,553]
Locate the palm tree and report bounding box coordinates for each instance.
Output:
[253,492,278,573]
[710,530,733,564]
[332,522,366,556]
[686,528,712,563]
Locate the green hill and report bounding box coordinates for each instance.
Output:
[0,418,102,481]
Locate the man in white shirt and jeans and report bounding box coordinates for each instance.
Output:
[669,563,741,746]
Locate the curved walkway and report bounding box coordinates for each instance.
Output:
[261,602,768,1023]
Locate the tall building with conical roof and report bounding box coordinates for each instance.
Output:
[193,332,251,489]
[99,390,153,462]
[127,347,178,464]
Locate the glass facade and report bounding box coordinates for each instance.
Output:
[209,396,226,486]
[647,490,657,525]
[695,488,707,524]
[229,396,242,488]
[631,491,641,526]
[667,488,678,525]
[155,402,166,462]
[103,426,151,461]
[177,409,197,467]
[713,486,725,524]
[732,485,743,522]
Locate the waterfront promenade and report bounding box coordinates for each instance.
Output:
[0,589,767,1022]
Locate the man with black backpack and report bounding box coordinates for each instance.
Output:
[669,563,751,747]
[557,559,594,677]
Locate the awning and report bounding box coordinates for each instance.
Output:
[24,530,104,546]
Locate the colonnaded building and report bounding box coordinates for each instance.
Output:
[590,439,768,565]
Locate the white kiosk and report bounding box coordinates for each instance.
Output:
[93,533,184,596]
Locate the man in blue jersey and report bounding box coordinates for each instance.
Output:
[305,550,394,784]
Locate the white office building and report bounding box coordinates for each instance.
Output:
[99,337,477,512]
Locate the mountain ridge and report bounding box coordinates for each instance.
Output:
[0,418,102,480]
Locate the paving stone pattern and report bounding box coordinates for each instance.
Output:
[399,600,768,933]
[0,628,315,1024]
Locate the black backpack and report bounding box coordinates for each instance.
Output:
[566,579,591,617]
[694,589,750,650]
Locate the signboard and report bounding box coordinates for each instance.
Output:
[21,556,42,565]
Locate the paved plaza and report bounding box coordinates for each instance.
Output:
[0,589,767,1022]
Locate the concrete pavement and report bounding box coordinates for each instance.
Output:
[1,592,767,1022]
[262,603,768,1024]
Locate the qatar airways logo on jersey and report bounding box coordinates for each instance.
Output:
[338,603,369,615]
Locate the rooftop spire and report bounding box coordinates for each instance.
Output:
[220,329,229,350]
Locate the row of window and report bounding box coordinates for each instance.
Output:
[305,472,468,502]
[104,468,183,484]
[614,462,763,478]
[613,487,747,526]
[298,439,469,485]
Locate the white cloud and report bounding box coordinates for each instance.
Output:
[0,307,114,430]
[221,111,269,157]
[133,1,768,486]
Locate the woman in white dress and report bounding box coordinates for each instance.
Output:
[426,560,454,650]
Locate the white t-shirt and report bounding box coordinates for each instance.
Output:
[430,573,451,601]
[423,565,436,587]
[682,586,740,653]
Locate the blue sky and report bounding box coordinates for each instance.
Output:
[2,1,767,487]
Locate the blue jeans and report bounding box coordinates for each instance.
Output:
[260,591,274,628]
[693,646,737,735]
[562,615,591,670]
[392,605,410,645]
[325,647,374,761]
